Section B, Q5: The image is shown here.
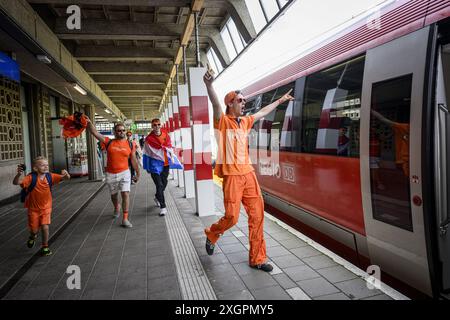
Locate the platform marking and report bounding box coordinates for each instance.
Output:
[165,190,217,300]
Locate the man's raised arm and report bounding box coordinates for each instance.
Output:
[85,116,106,144]
[203,68,223,122]
[253,89,294,122]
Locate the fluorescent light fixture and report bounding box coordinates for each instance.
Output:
[104,109,111,114]
[73,83,87,95]
[36,55,51,64]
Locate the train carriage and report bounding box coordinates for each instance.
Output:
[240,0,450,298]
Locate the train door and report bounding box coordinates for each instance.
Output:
[434,37,450,294]
[360,27,432,296]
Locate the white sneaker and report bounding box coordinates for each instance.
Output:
[154,197,160,207]
[159,208,167,216]
[113,210,120,219]
[121,219,133,228]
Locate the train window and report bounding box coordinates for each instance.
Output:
[300,55,365,157]
[257,82,295,152]
[369,74,413,231]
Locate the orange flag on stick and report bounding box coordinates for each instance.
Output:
[59,112,88,139]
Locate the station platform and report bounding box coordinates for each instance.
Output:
[0,174,407,300]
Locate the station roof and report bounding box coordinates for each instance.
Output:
[27,0,258,120]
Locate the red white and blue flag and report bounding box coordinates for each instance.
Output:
[143,131,183,174]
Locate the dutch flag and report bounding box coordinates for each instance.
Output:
[142,133,183,174]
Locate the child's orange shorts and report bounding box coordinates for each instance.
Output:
[27,208,52,232]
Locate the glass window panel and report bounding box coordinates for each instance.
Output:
[206,49,219,75]
[260,0,280,21]
[277,0,289,8]
[370,74,413,231]
[227,19,245,54]
[220,27,237,60]
[210,48,224,73]
[244,0,266,33]
[301,55,365,157]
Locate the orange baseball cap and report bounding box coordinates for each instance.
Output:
[224,91,238,106]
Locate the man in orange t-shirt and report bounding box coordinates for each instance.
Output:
[86,119,140,228]
[203,68,294,272]
[13,156,70,256]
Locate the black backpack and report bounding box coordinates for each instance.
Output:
[20,172,53,203]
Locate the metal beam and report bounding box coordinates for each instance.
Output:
[82,62,172,74]
[74,46,178,62]
[106,92,164,97]
[93,74,168,84]
[54,19,214,41]
[27,0,228,8]
[100,84,166,91]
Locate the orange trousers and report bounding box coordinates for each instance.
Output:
[205,171,266,266]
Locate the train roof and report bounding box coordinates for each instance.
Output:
[242,0,450,98]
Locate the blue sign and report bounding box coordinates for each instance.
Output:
[0,51,20,82]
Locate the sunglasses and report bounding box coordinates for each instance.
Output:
[235,98,246,104]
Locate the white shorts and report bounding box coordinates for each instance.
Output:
[370,157,380,169]
[105,169,131,195]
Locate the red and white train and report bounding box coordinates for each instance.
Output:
[241,0,450,298]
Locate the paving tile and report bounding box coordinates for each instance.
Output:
[273,273,297,290]
[297,277,340,298]
[290,246,322,259]
[147,263,177,280]
[148,289,182,300]
[209,274,246,296]
[148,276,180,295]
[205,263,238,279]
[217,290,255,300]
[217,236,240,245]
[302,255,338,269]
[267,246,291,258]
[286,287,311,300]
[232,262,259,276]
[226,251,249,264]
[219,243,247,254]
[314,293,351,300]
[283,265,321,282]
[241,272,278,290]
[334,278,382,300]
[251,285,292,300]
[269,232,297,241]
[270,255,304,268]
[199,253,229,267]
[361,294,393,300]
[316,265,359,283]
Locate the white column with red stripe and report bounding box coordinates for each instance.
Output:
[188,67,214,216]
[172,94,183,188]
[179,84,195,198]
[168,102,176,180]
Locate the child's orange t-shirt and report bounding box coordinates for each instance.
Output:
[20,173,63,210]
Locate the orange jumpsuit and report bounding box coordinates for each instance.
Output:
[205,114,267,266]
[392,122,410,177]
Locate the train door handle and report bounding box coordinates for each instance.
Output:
[440,218,450,236]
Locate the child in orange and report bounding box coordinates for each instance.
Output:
[13,156,70,256]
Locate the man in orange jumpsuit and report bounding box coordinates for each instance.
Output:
[203,68,294,272]
[371,110,410,177]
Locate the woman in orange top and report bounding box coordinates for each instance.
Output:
[13,156,70,256]
[203,67,294,272]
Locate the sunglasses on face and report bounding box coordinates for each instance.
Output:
[235,98,246,104]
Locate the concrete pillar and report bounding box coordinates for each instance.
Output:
[172,94,183,188]
[179,84,194,197]
[85,105,102,180]
[188,67,215,216]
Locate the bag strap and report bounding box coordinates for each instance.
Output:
[105,138,113,151]
[28,172,38,193]
[45,172,53,192]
